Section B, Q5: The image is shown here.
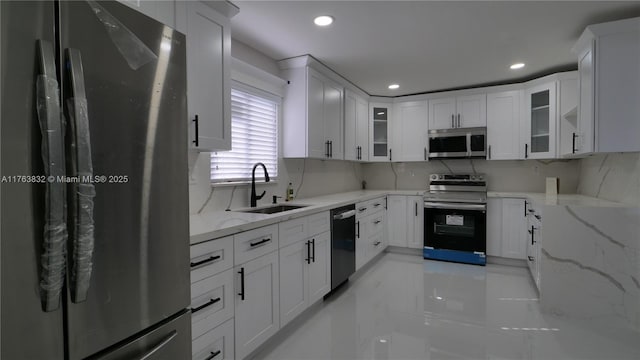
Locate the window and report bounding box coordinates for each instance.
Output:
[211,85,279,183]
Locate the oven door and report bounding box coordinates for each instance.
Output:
[423,202,486,253]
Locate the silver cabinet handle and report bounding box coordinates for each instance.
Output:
[139,330,178,360]
[66,48,96,304]
[451,114,455,128]
[488,145,491,159]
[36,40,67,312]
[457,114,461,128]
[424,147,427,161]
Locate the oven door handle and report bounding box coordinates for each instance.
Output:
[423,202,486,211]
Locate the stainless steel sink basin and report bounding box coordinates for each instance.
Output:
[236,204,308,214]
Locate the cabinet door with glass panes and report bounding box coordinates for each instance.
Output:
[524,82,557,159]
[369,103,391,161]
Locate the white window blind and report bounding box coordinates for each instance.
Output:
[211,86,278,182]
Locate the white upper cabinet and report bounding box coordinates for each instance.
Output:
[369,103,392,161]
[392,100,428,162]
[428,97,456,130]
[281,66,344,159]
[429,94,486,130]
[456,94,487,128]
[572,17,640,154]
[523,82,557,159]
[344,90,369,161]
[186,1,231,151]
[487,90,522,160]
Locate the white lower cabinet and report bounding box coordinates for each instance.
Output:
[387,195,408,247]
[486,197,527,260]
[192,319,234,360]
[279,231,331,327]
[387,195,423,249]
[191,268,235,340]
[526,205,542,290]
[234,250,280,359]
[500,198,527,259]
[307,231,331,303]
[279,240,309,327]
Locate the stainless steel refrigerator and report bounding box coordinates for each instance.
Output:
[1,1,191,359]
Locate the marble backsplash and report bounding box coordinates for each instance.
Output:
[578,153,640,206]
[362,159,580,193]
[189,151,364,214]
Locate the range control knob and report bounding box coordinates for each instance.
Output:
[430,175,437,180]
[439,175,444,179]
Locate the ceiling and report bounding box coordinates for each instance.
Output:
[230,1,640,96]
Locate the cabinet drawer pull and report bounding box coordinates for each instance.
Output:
[358,207,367,212]
[528,256,534,261]
[190,255,221,268]
[193,115,199,147]
[374,203,381,207]
[192,297,221,314]
[534,215,541,220]
[374,241,381,246]
[373,220,381,224]
[205,350,222,360]
[249,238,271,248]
[238,268,245,300]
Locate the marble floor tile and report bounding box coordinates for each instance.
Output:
[253,253,640,360]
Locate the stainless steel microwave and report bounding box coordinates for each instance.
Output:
[428,127,487,159]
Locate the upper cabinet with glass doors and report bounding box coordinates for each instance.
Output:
[523,82,556,159]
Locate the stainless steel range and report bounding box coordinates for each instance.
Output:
[423,174,487,265]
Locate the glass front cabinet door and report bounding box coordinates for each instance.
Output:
[369,103,391,161]
[524,82,557,159]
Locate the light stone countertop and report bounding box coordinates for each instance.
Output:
[190,190,425,244]
[488,191,629,207]
[190,189,629,245]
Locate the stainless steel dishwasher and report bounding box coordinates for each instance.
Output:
[330,204,356,291]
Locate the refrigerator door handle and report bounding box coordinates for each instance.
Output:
[36,40,68,312]
[138,330,178,360]
[66,48,96,303]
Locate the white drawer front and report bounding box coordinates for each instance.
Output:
[234,224,279,264]
[356,201,370,219]
[190,236,234,284]
[307,211,330,237]
[356,197,386,219]
[369,197,386,215]
[191,268,235,339]
[279,217,308,249]
[192,318,234,360]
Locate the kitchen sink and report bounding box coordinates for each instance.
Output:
[236,204,308,214]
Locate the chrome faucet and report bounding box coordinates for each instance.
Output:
[250,162,270,207]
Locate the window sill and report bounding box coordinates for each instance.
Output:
[211,179,279,188]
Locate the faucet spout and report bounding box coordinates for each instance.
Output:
[250,162,270,207]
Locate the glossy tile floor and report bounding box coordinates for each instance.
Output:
[254,253,640,360]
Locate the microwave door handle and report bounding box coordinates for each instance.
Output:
[66,48,96,303]
[36,40,67,312]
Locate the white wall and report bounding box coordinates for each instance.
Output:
[578,153,640,206]
[362,159,580,193]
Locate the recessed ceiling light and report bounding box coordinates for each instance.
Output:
[388,84,400,89]
[314,15,334,26]
[510,63,525,70]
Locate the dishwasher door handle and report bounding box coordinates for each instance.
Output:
[333,210,356,220]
